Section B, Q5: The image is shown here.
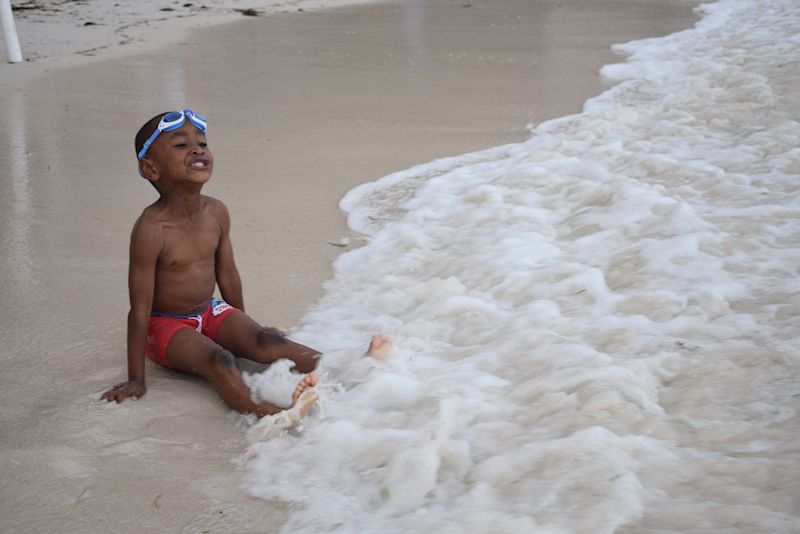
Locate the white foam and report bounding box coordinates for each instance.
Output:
[241,1,800,531]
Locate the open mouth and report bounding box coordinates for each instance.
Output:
[189,158,210,169]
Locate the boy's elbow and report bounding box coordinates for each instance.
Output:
[217,271,238,290]
[128,306,150,323]
[227,272,243,291]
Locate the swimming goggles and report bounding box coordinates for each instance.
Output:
[137,108,208,160]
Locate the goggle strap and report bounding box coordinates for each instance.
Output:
[137,132,159,160]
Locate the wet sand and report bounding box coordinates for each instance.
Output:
[0,1,697,531]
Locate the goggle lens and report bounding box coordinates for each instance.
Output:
[160,111,185,127]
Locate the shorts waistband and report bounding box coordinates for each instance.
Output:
[151,298,224,319]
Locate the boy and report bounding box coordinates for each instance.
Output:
[102,109,320,418]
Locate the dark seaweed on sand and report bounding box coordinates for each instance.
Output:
[11,2,56,11]
[235,8,261,17]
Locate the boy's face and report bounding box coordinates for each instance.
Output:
[140,120,213,186]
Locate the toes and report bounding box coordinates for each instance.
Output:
[294,388,318,417]
[298,373,318,389]
[366,334,391,359]
[367,335,381,351]
[292,374,318,404]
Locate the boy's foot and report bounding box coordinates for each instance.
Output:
[247,375,319,443]
[366,334,391,360]
[290,373,319,418]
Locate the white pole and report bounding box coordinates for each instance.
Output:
[1,0,23,63]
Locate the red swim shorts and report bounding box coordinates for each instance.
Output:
[145,298,238,368]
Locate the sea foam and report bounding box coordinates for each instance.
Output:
[241,1,800,531]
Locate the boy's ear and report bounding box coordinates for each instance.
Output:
[139,158,159,181]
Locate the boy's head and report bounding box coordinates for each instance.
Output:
[134,109,212,190]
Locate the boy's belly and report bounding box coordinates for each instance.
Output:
[151,265,217,316]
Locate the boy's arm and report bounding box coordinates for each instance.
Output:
[102,217,162,403]
[214,201,244,311]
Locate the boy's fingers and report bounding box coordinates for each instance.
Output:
[101,383,144,404]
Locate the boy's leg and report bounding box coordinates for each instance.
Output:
[214,311,321,373]
[165,327,317,417]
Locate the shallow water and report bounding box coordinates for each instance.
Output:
[0,1,701,531]
[242,0,800,531]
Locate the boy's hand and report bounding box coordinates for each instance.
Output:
[102,381,147,403]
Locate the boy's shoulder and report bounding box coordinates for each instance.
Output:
[201,195,232,226]
[130,203,166,246]
[138,200,162,219]
[134,201,167,231]
[201,194,228,212]
[197,195,230,226]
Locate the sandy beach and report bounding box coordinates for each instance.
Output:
[0,1,700,531]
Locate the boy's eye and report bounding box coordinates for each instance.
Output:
[199,142,208,148]
[174,143,187,148]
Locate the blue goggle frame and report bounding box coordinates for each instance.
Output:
[137,108,208,160]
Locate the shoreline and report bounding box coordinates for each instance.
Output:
[0,1,700,531]
[1,0,388,83]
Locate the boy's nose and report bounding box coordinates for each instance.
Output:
[191,145,205,154]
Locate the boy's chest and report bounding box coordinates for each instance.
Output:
[159,220,220,267]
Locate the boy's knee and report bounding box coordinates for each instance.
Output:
[256,327,288,348]
[208,348,237,371]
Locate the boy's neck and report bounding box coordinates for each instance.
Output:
[158,187,204,217]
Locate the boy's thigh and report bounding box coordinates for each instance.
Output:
[214,312,317,371]
[213,310,269,357]
[166,327,232,375]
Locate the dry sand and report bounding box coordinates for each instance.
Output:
[4,0,387,63]
[0,1,697,531]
